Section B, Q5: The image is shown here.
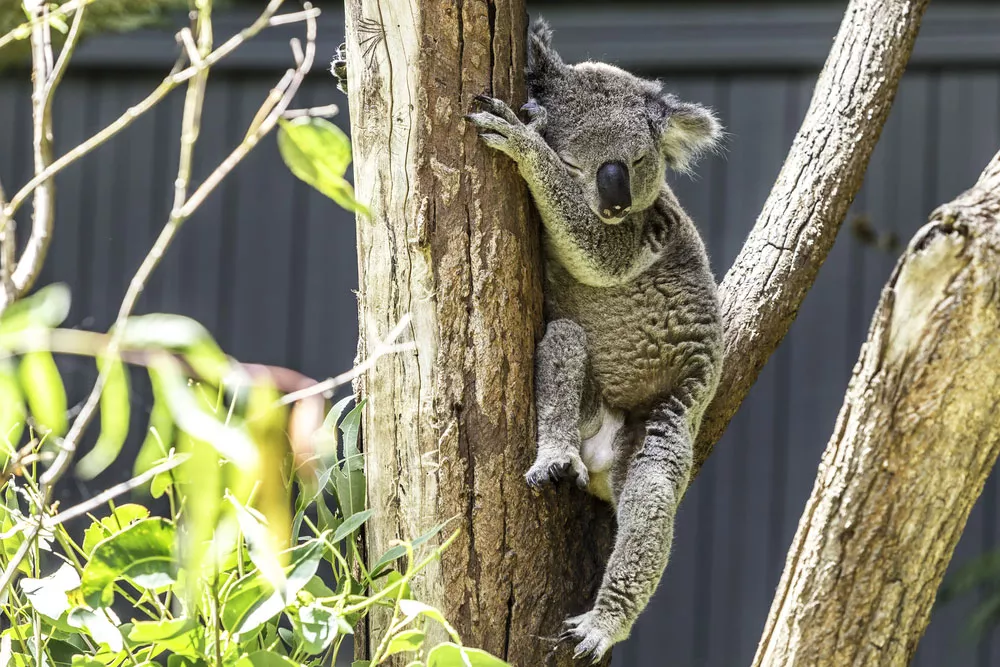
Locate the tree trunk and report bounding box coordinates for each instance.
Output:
[754,151,1000,666]
[694,0,929,474]
[343,1,612,664]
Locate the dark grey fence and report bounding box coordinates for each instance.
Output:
[1,4,999,666]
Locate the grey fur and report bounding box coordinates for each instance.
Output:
[467,18,724,663]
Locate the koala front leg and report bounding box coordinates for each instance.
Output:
[562,400,693,663]
[528,319,597,489]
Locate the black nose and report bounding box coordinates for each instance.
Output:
[596,161,631,217]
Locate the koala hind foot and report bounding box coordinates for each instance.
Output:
[560,609,626,664]
[526,448,589,489]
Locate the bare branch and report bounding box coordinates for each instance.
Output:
[755,148,1000,666]
[39,1,319,496]
[693,0,931,474]
[1,0,299,221]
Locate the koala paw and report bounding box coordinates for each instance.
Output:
[560,610,622,664]
[331,42,348,94]
[525,450,589,489]
[465,95,536,160]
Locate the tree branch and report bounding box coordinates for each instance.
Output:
[754,148,1000,667]
[694,0,931,474]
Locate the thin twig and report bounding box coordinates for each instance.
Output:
[0,0,98,52]
[39,1,318,494]
[282,103,340,119]
[277,314,415,407]
[0,179,14,310]
[15,0,56,300]
[45,454,188,528]
[2,0,295,221]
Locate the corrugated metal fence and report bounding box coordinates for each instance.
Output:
[1,4,999,666]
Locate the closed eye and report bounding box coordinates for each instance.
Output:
[559,155,583,173]
[633,154,647,167]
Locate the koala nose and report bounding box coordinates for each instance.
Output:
[596,161,631,218]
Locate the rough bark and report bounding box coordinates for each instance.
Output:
[344,1,612,664]
[694,0,930,474]
[754,152,1000,667]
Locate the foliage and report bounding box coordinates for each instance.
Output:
[938,550,1000,640]
[0,286,506,667]
[0,2,507,666]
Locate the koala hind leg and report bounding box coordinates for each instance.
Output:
[562,399,692,662]
[528,319,599,489]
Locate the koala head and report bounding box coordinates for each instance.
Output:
[526,19,722,224]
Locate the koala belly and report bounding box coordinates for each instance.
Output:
[568,278,697,412]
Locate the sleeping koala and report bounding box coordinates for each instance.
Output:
[333,16,724,664]
[466,19,724,663]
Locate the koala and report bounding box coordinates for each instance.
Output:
[333,17,723,664]
[466,19,724,663]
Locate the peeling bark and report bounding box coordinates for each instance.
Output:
[694,0,930,473]
[754,152,1000,667]
[344,1,611,664]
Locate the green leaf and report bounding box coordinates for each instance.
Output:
[397,600,460,642]
[229,494,285,589]
[120,315,230,386]
[134,373,176,475]
[82,503,151,555]
[220,539,325,636]
[80,518,179,607]
[332,509,372,544]
[235,651,299,667]
[425,643,510,667]
[76,356,131,480]
[176,432,221,587]
[0,359,25,456]
[277,117,369,215]
[351,662,371,667]
[128,618,203,657]
[151,359,258,468]
[67,607,124,652]
[19,350,67,436]
[295,603,340,654]
[339,399,365,471]
[372,521,451,577]
[19,562,80,619]
[167,655,208,667]
[385,629,424,658]
[0,283,70,335]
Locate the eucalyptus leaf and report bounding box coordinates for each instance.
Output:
[385,629,424,658]
[220,539,325,636]
[277,117,369,215]
[67,608,123,652]
[19,350,67,436]
[331,509,372,544]
[150,359,258,468]
[80,518,179,607]
[425,643,510,667]
[19,563,80,619]
[82,504,151,556]
[128,618,203,657]
[0,359,25,456]
[119,314,230,386]
[133,373,176,478]
[295,603,340,654]
[76,357,131,480]
[0,283,70,335]
[235,651,298,667]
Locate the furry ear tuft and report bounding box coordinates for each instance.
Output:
[653,95,723,173]
[526,17,564,97]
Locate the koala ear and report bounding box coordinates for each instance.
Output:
[652,95,723,173]
[526,17,565,95]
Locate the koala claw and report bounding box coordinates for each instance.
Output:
[525,452,589,489]
[560,611,617,664]
[331,42,348,94]
[472,94,520,124]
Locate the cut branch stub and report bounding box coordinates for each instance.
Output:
[754,150,1000,667]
